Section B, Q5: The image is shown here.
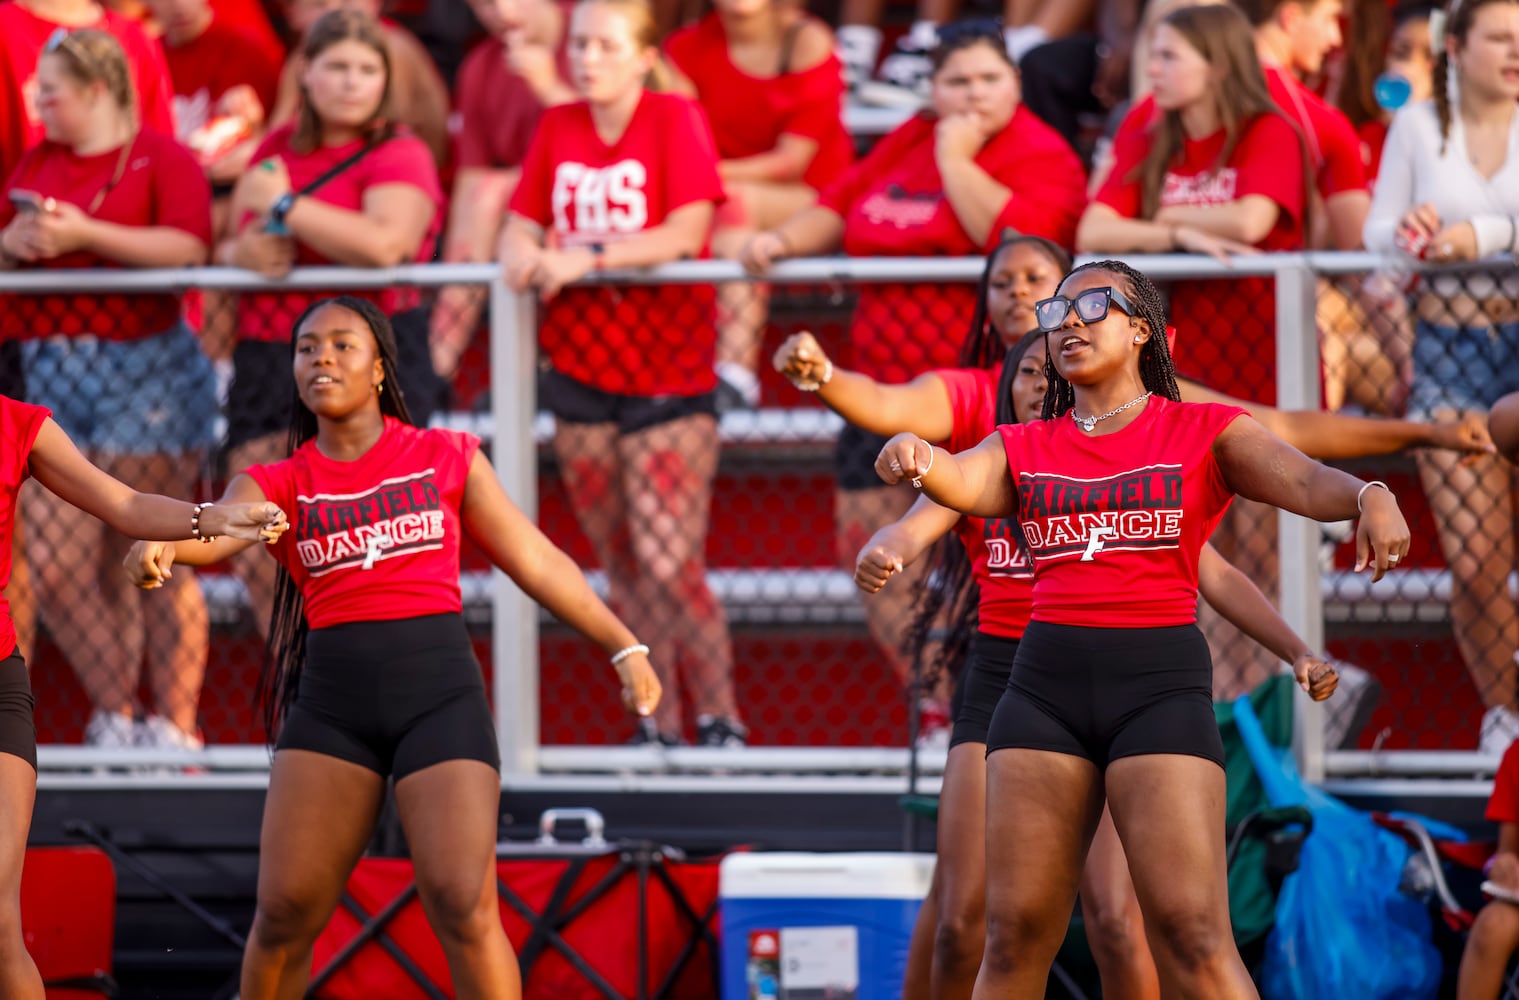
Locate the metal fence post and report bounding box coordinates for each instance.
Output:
[490,275,541,777]
[1275,258,1326,783]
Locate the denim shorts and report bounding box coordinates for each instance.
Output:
[22,323,218,454]
[1407,318,1519,418]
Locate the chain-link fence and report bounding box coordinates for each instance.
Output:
[6,254,1516,782]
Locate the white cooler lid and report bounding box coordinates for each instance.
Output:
[720,852,936,900]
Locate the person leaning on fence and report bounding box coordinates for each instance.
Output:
[1363,0,1519,755]
[499,0,741,748]
[740,18,1088,737]
[219,7,442,646]
[1457,736,1519,998]
[874,259,1410,1000]
[0,29,221,752]
[123,297,661,1000]
[0,392,285,1000]
[663,0,854,410]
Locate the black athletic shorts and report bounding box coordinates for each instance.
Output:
[278,613,500,779]
[835,423,891,491]
[541,368,716,435]
[227,339,296,450]
[986,621,1224,768]
[949,632,1019,748]
[0,652,36,770]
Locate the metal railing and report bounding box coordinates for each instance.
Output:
[3,252,1500,789]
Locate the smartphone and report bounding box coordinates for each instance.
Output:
[7,190,44,213]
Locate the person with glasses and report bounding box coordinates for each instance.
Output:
[742,18,1086,744]
[876,259,1410,1000]
[0,28,219,753]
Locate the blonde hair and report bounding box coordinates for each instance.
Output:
[574,0,673,92]
[42,29,137,127]
[293,9,394,153]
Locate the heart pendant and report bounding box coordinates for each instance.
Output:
[1076,415,1097,432]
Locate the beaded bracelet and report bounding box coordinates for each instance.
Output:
[610,643,650,666]
[191,502,216,543]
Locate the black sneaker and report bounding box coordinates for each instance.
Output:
[696,715,749,748]
[627,718,683,747]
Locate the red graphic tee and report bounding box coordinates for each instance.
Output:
[1097,108,1307,404]
[997,396,1248,627]
[510,91,725,397]
[0,395,49,660]
[0,130,211,341]
[818,106,1086,384]
[246,418,479,630]
[0,4,177,180]
[938,365,1033,639]
[664,12,853,190]
[234,125,443,345]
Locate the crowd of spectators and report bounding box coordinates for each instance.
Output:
[0,0,1515,752]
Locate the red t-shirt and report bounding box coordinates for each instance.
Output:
[819,106,1087,384]
[1489,739,1519,823]
[452,12,572,172]
[209,0,285,70]
[1357,119,1390,185]
[939,365,1033,639]
[0,4,177,180]
[246,418,479,630]
[0,395,48,660]
[1097,108,1307,405]
[510,91,725,397]
[998,396,1248,627]
[164,14,283,144]
[664,13,853,191]
[0,130,211,341]
[235,124,443,344]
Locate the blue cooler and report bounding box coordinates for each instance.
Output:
[720,852,935,1000]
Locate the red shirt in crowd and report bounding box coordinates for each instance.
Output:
[210,0,285,70]
[819,105,1086,385]
[1357,119,1390,184]
[0,395,48,661]
[939,365,1033,639]
[0,3,177,179]
[510,90,725,398]
[247,418,478,630]
[163,14,283,144]
[0,129,211,341]
[1489,738,1519,823]
[1097,109,1307,405]
[664,12,853,191]
[997,396,1247,628]
[452,7,572,173]
[235,124,443,344]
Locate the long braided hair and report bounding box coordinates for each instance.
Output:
[1041,260,1183,422]
[899,235,1069,692]
[259,297,416,742]
[1433,0,1519,154]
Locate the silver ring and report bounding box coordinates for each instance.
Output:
[890,460,902,473]
[1441,242,1454,259]
[1388,553,1400,563]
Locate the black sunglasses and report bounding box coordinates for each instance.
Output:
[1035,286,1141,333]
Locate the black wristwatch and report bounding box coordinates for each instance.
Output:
[589,242,606,270]
[267,192,297,235]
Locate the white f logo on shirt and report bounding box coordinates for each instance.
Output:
[1081,526,1116,562]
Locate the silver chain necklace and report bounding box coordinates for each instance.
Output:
[1072,391,1152,433]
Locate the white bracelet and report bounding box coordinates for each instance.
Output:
[789,359,833,392]
[191,502,216,543]
[1356,480,1391,513]
[609,643,649,666]
[910,446,935,489]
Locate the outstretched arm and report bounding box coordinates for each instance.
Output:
[1212,416,1410,581]
[29,418,285,544]
[1197,543,1336,701]
[774,331,957,441]
[1179,378,1496,461]
[125,474,280,589]
[855,495,963,594]
[875,432,1016,521]
[460,451,659,715]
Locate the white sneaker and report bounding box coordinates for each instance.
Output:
[83,710,137,748]
[1481,705,1519,756]
[137,715,205,752]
